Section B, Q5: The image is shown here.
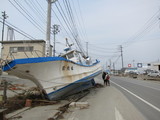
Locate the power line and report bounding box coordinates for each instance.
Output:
[8,0,45,34]
[74,0,89,42]
[52,9,73,40]
[122,10,160,48]
[86,43,118,50]
[114,55,121,64]
[55,1,85,54]
[87,47,119,53]
[64,0,85,55]
[55,2,73,33]
[0,19,35,40]
[54,2,75,39]
[14,0,46,32]
[35,0,47,16]
[0,19,47,50]
[24,0,46,24]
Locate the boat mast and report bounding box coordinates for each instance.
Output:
[46,0,57,56]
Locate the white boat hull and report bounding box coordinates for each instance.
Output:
[3,57,102,100]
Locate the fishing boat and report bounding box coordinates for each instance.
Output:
[2,40,102,100]
[1,0,102,100]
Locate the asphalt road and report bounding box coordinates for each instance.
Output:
[62,76,146,120]
[111,76,160,120]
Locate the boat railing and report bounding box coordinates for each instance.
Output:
[4,50,44,61]
[23,50,45,58]
[0,50,45,69]
[1,52,15,66]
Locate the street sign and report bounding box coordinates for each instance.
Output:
[128,64,131,67]
[137,63,142,68]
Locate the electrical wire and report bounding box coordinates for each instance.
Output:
[52,8,73,41]
[8,0,45,34]
[14,0,46,32]
[24,0,46,24]
[35,0,47,16]
[0,19,47,49]
[54,2,81,52]
[122,10,160,48]
[0,20,35,40]
[63,0,85,55]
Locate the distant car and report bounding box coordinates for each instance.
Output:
[147,71,160,77]
[129,71,138,78]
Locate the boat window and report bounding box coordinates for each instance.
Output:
[75,53,79,58]
[62,55,67,59]
[67,53,74,59]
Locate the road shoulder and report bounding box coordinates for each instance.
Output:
[62,85,146,120]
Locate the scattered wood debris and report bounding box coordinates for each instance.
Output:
[94,83,104,88]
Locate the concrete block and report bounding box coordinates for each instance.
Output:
[75,102,89,109]
[69,102,76,108]
[69,102,89,109]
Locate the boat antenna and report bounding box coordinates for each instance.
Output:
[65,38,73,49]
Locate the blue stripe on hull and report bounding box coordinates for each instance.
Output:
[47,70,102,100]
[3,57,100,71]
[47,79,95,100]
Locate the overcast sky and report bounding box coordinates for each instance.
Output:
[0,0,160,69]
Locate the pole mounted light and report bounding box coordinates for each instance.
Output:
[51,0,58,3]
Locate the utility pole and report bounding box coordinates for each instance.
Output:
[113,63,115,75]
[3,78,8,103]
[120,45,124,68]
[46,0,58,56]
[109,59,112,73]
[106,61,108,70]
[52,24,60,56]
[133,60,135,68]
[86,42,88,57]
[1,11,8,42]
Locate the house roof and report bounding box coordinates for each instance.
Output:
[0,40,46,44]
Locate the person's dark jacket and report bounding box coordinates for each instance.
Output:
[102,72,106,80]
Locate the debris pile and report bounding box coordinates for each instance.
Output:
[0,87,51,114]
[0,95,26,114]
[94,83,104,88]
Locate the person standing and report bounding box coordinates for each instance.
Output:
[102,72,106,85]
[104,72,110,86]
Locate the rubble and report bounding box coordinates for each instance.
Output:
[94,83,104,88]
[69,102,89,109]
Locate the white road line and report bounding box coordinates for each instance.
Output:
[132,83,160,91]
[111,81,160,112]
[115,107,125,120]
[119,79,160,91]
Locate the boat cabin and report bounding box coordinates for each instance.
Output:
[61,49,92,65]
[61,50,83,63]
